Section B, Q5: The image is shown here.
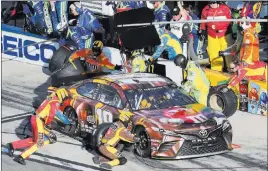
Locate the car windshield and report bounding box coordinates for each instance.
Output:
[124,85,196,111]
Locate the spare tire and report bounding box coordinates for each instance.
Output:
[207,85,238,118]
[51,58,87,87]
[48,46,75,73]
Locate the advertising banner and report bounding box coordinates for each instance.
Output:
[248,80,268,116]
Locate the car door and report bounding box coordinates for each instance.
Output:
[94,84,125,125]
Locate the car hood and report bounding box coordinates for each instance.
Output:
[134,104,226,128]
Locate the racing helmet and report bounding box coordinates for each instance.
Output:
[131,50,141,57]
[119,111,134,122]
[174,54,188,69]
[92,40,103,57]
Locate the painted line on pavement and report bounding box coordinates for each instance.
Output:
[2,147,105,171]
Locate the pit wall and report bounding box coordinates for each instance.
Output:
[1,24,123,67]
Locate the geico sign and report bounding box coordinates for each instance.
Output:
[1,35,57,63]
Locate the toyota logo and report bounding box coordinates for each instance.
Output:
[199,129,208,137]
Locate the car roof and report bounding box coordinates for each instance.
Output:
[95,73,174,90]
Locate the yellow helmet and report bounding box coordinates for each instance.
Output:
[118,110,134,122]
[92,40,103,56]
[131,50,141,57]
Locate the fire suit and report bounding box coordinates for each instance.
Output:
[8,89,71,161]
[240,27,260,63]
[22,1,53,34]
[130,55,147,73]
[228,62,267,88]
[181,61,210,106]
[67,8,103,49]
[154,3,171,29]
[152,32,183,60]
[69,49,118,72]
[94,121,136,168]
[50,1,68,34]
[201,4,232,71]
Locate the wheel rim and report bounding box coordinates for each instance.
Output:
[139,131,149,150]
[68,109,77,124]
[209,94,225,112]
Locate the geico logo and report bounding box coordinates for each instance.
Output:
[1,35,57,63]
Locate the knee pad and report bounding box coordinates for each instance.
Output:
[118,157,127,165]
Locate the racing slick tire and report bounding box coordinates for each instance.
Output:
[93,123,124,152]
[50,58,87,87]
[134,126,151,158]
[48,46,74,73]
[207,85,238,118]
[63,107,80,136]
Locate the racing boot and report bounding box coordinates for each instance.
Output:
[92,156,101,164]
[14,155,26,165]
[99,163,112,170]
[6,143,14,157]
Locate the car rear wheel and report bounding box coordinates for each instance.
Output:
[134,126,151,157]
[63,107,80,136]
[207,85,238,118]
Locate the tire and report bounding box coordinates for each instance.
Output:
[134,126,151,157]
[92,123,124,152]
[207,85,238,118]
[63,107,80,136]
[48,46,74,73]
[50,58,87,87]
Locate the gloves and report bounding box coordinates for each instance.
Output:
[48,132,57,144]
[114,64,122,70]
[199,30,206,41]
[68,19,77,26]
[49,88,69,103]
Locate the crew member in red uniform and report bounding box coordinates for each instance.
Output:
[68,40,122,72]
[200,1,232,71]
[227,1,266,89]
[5,88,71,165]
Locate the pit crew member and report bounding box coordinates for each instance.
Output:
[200,1,232,71]
[174,55,210,106]
[5,88,71,165]
[149,29,183,62]
[153,1,171,30]
[68,2,105,49]
[127,50,147,73]
[49,1,68,35]
[68,41,122,72]
[92,111,139,170]
[22,1,54,34]
[227,60,267,88]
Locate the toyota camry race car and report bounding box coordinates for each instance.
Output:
[50,73,233,159]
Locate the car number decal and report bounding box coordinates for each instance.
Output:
[96,108,113,124]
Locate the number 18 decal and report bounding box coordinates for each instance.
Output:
[96,108,113,124]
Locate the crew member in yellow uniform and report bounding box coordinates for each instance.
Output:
[174,55,210,105]
[129,50,147,73]
[5,88,71,165]
[92,111,139,170]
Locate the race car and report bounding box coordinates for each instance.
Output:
[50,73,233,159]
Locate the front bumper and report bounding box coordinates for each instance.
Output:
[151,127,232,159]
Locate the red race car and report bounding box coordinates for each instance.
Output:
[51,73,233,159]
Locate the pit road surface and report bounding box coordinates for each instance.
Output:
[1,60,267,171]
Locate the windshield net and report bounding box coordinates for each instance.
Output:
[124,85,196,111]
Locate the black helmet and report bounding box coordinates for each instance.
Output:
[174,54,187,69]
[92,40,103,57]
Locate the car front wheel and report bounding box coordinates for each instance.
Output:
[134,126,151,157]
